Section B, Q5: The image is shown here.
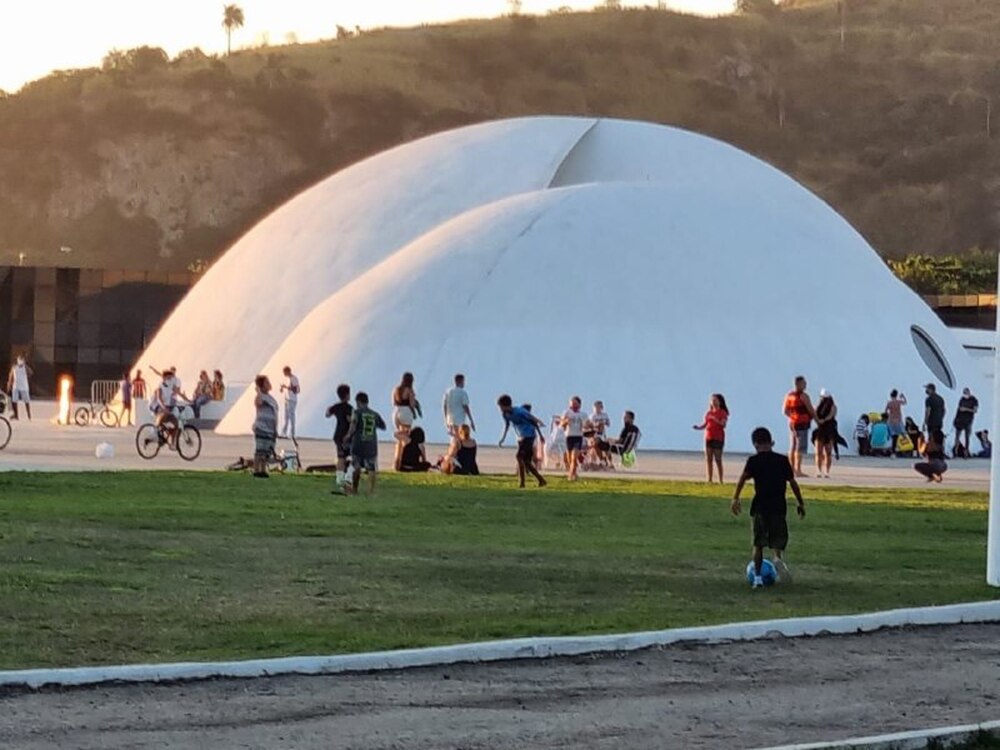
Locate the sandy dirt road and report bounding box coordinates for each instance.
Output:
[2,624,999,749]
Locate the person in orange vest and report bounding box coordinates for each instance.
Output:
[782,375,816,478]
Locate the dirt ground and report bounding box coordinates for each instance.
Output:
[2,623,999,749]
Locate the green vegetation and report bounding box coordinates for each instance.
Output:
[943,733,1000,750]
[889,249,998,295]
[3,0,1000,271]
[0,471,995,670]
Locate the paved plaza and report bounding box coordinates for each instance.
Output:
[0,401,990,490]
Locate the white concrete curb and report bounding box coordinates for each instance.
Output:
[2,599,999,690]
[756,718,1000,749]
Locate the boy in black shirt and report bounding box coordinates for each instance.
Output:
[326,383,353,493]
[731,427,806,588]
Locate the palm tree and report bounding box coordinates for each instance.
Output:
[222,4,245,57]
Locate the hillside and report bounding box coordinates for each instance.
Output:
[2,0,1000,272]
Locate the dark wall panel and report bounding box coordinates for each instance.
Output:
[0,266,195,397]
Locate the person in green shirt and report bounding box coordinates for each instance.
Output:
[342,391,386,496]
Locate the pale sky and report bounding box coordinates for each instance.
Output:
[0,0,734,93]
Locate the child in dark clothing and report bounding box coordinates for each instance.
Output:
[731,427,806,588]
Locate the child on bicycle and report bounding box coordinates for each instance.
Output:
[151,367,180,441]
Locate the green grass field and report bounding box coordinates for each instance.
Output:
[0,471,995,670]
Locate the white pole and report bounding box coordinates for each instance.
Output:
[988,253,1000,586]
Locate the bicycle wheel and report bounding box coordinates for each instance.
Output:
[99,407,120,428]
[177,425,202,461]
[135,424,162,459]
[74,407,91,427]
[0,416,10,450]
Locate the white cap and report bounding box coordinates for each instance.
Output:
[819,388,830,398]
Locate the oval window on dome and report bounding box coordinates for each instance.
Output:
[910,325,955,389]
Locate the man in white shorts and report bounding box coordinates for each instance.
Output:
[442,373,476,437]
[561,395,588,481]
[280,365,300,440]
[7,355,33,420]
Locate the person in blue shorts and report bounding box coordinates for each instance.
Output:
[497,394,547,488]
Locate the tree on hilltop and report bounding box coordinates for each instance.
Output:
[506,0,523,16]
[223,4,245,56]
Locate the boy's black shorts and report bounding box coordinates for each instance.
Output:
[516,437,536,462]
[752,513,788,551]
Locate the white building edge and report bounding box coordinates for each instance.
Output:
[138,117,991,451]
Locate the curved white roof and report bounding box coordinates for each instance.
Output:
[217,181,986,450]
[139,117,822,385]
[140,117,596,381]
[137,115,988,450]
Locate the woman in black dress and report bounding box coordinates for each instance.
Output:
[813,389,838,479]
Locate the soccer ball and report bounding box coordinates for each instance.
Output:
[745,559,778,586]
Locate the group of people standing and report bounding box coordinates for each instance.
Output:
[687,375,983,486]
[852,383,982,483]
[272,369,640,493]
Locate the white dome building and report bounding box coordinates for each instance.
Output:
[140,117,988,450]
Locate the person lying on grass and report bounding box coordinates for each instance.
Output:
[731,426,805,589]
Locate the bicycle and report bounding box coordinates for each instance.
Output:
[74,401,120,428]
[0,414,10,450]
[135,405,202,461]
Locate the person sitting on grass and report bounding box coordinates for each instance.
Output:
[440,424,479,475]
[914,428,948,483]
[497,394,547,489]
[905,416,924,455]
[342,391,386,496]
[869,414,893,457]
[399,426,432,472]
[731,427,806,589]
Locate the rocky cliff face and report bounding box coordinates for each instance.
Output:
[2,4,1000,272]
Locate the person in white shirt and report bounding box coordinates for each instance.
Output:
[7,355,33,420]
[280,365,300,440]
[150,367,180,438]
[590,400,611,436]
[442,373,476,437]
[561,395,588,481]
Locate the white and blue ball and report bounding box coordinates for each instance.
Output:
[745,559,778,586]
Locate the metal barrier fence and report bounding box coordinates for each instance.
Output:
[90,380,121,407]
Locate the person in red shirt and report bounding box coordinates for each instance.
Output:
[783,376,816,478]
[693,393,729,483]
[131,369,147,400]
